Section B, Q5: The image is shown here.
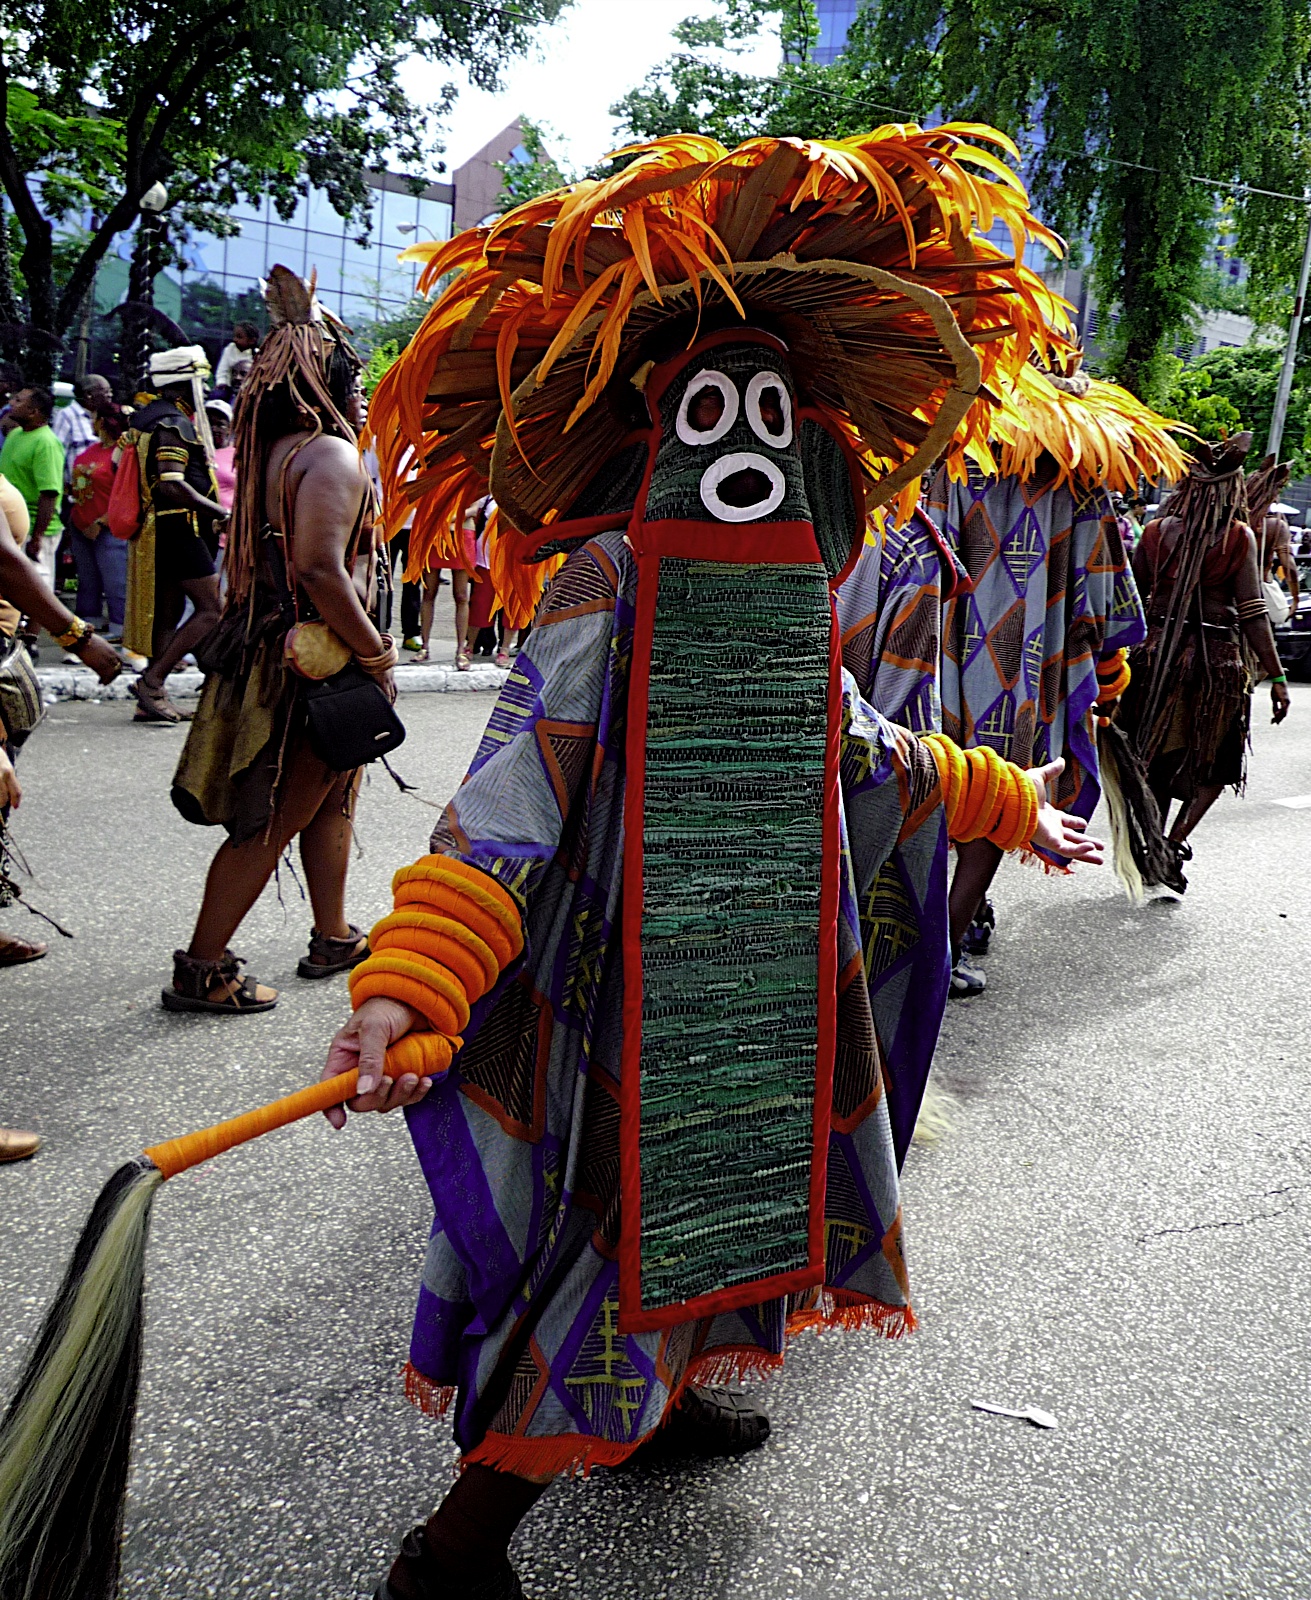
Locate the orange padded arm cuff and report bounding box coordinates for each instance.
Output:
[921,734,1039,852]
[349,855,526,1078]
[1096,649,1131,703]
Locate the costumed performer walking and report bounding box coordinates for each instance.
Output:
[121,347,228,723]
[165,269,396,1013]
[1116,434,1289,892]
[929,352,1183,992]
[314,127,1104,1600]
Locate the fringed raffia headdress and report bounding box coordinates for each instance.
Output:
[368,125,1073,626]
[225,265,366,606]
[943,346,1190,494]
[1245,454,1290,530]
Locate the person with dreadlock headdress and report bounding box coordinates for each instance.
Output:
[1116,434,1290,893]
[1247,454,1301,621]
[298,126,1106,1600]
[928,352,1181,992]
[164,267,395,1013]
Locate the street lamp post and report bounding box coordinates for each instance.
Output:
[123,182,169,397]
[1267,197,1311,462]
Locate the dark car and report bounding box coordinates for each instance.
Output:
[1274,558,1311,677]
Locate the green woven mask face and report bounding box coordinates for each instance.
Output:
[644,342,810,525]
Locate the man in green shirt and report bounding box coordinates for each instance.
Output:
[0,387,64,589]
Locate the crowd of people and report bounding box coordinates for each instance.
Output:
[0,121,1300,1600]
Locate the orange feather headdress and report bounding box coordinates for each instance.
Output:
[368,125,1073,626]
[943,346,1190,494]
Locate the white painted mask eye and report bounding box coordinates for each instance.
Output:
[699,452,786,522]
[745,371,793,448]
[676,370,739,446]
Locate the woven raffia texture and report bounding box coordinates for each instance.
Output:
[366,124,1071,625]
[637,559,831,1309]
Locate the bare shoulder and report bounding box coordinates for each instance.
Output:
[296,432,366,485]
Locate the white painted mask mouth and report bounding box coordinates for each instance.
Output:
[699,452,786,522]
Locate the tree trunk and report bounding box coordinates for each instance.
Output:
[17,228,60,386]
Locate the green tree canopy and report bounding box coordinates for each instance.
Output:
[0,0,570,379]
[615,1,1311,406]
[1162,341,1311,476]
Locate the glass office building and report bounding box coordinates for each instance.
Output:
[181,170,453,330]
[79,169,453,375]
[813,0,862,63]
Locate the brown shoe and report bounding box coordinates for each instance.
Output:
[0,932,48,967]
[0,1127,40,1163]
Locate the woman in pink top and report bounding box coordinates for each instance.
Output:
[205,399,236,515]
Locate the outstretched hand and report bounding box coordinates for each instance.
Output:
[321,995,433,1129]
[1025,757,1105,866]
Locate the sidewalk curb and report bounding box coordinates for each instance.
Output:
[35,662,511,703]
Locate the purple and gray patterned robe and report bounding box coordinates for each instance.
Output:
[401,530,952,1475]
[929,460,1147,827]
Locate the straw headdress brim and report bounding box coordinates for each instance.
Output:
[487,255,983,532]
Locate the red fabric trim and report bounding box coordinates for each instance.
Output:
[616,528,839,1334]
[644,327,791,411]
[911,504,973,598]
[521,510,634,560]
[632,518,823,564]
[403,1362,455,1419]
[810,598,842,1268]
[617,546,659,1333]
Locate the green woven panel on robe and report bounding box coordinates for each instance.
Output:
[638,558,832,1309]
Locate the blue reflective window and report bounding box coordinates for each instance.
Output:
[220,233,271,282]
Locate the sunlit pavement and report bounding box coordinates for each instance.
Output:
[3,693,1309,1598]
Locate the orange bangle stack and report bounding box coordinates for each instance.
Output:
[1096,649,1131,704]
[351,855,525,1081]
[921,733,1039,853]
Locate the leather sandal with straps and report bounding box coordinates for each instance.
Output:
[161,949,278,1014]
[129,677,192,723]
[297,924,369,979]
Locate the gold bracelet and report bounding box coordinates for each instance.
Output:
[356,633,399,672]
[54,617,92,651]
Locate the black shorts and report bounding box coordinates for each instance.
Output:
[155,519,218,585]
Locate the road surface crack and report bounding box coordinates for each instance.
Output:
[1137,1185,1307,1244]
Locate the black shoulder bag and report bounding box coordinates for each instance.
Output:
[303,662,406,771]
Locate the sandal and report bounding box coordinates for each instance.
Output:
[455,647,472,672]
[373,1527,524,1600]
[161,949,278,1014]
[297,924,369,979]
[129,678,192,724]
[627,1384,771,1463]
[495,650,512,669]
[0,932,48,967]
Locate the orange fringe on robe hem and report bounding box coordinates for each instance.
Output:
[402,1295,915,1478]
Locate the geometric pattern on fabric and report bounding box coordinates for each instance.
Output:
[401,530,946,1477]
[836,507,961,736]
[931,460,1147,835]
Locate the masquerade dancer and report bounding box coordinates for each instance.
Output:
[321,128,1101,1600]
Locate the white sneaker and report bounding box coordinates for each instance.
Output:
[119,648,148,670]
[949,952,987,997]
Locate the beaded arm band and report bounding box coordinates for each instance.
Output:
[1095,648,1131,704]
[920,734,1040,852]
[348,855,525,1078]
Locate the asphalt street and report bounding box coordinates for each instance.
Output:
[2,688,1310,1600]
